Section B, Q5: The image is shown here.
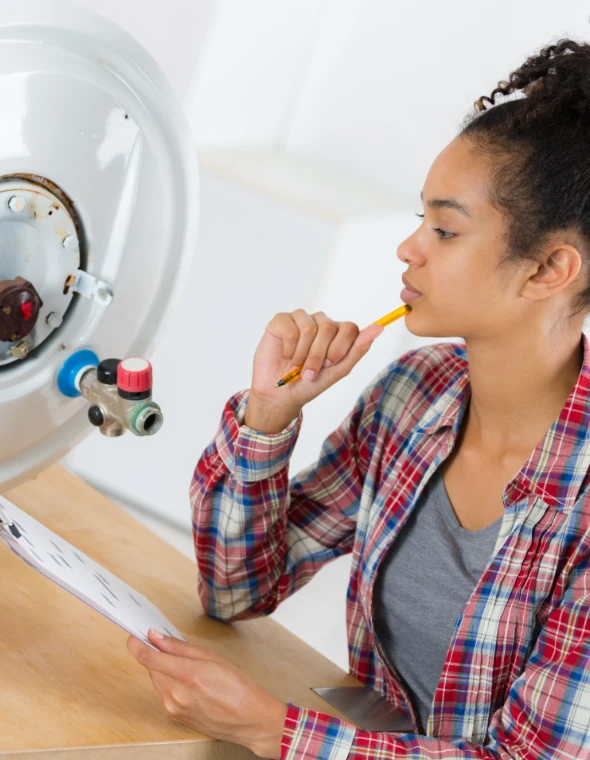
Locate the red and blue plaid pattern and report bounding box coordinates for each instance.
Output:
[191,336,590,759]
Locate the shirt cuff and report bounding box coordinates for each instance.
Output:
[281,702,356,760]
[215,389,303,483]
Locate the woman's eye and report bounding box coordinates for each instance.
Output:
[414,212,454,240]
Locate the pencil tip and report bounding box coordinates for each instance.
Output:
[276,380,284,387]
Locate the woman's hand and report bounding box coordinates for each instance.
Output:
[245,309,384,433]
[127,629,287,759]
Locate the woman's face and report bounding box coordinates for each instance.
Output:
[397,136,524,340]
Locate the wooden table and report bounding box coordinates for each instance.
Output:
[0,466,359,759]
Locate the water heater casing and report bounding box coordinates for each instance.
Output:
[0,0,199,488]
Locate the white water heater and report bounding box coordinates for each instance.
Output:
[0,0,199,488]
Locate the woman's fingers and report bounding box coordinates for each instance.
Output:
[270,311,304,361]
[127,634,218,681]
[250,308,384,414]
[325,324,384,379]
[323,321,360,366]
[147,630,221,661]
[272,310,379,383]
[296,311,339,379]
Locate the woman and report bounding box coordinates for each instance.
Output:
[127,38,590,759]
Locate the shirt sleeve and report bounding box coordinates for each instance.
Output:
[190,361,395,622]
[280,552,590,759]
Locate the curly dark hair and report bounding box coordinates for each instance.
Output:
[460,38,590,316]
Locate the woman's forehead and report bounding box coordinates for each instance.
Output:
[422,138,493,220]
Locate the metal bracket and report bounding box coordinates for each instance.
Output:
[67,270,113,306]
[8,337,33,360]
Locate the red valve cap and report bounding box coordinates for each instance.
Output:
[117,358,153,394]
[20,301,33,320]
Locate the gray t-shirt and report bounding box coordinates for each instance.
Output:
[372,466,502,734]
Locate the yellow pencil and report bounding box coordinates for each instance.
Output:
[276,303,412,387]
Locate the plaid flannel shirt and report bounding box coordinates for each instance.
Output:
[190,336,590,759]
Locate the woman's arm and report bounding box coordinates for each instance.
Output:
[190,359,398,623]
[279,551,590,759]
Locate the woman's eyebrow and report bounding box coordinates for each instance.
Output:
[420,191,472,218]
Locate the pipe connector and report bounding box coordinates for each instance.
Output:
[58,351,163,437]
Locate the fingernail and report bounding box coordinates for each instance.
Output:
[323,359,332,367]
[302,369,315,381]
[150,629,164,640]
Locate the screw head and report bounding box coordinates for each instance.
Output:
[62,235,78,251]
[8,196,25,213]
[46,312,63,329]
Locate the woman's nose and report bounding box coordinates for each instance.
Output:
[397,232,422,265]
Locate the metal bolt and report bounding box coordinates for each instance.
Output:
[8,196,25,213]
[46,312,63,329]
[8,341,29,359]
[63,235,78,251]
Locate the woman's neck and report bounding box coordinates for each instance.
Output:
[462,329,585,458]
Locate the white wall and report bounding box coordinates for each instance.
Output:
[187,0,322,147]
[187,0,590,198]
[284,0,590,194]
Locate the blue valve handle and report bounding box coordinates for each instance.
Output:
[57,350,100,398]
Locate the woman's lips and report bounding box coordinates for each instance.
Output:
[401,274,422,303]
[401,287,421,303]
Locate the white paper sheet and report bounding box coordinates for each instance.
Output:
[0,496,186,649]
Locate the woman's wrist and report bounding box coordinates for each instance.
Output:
[248,698,288,759]
[244,393,301,435]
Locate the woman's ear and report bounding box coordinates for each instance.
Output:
[521,244,582,302]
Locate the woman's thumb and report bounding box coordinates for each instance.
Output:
[358,323,385,344]
[336,324,384,375]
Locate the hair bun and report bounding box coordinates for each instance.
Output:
[475,39,590,121]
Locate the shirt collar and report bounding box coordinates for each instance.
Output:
[414,334,590,512]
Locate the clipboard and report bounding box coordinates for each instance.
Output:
[0,496,185,649]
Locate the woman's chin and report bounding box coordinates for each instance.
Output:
[408,327,455,338]
[404,311,458,339]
